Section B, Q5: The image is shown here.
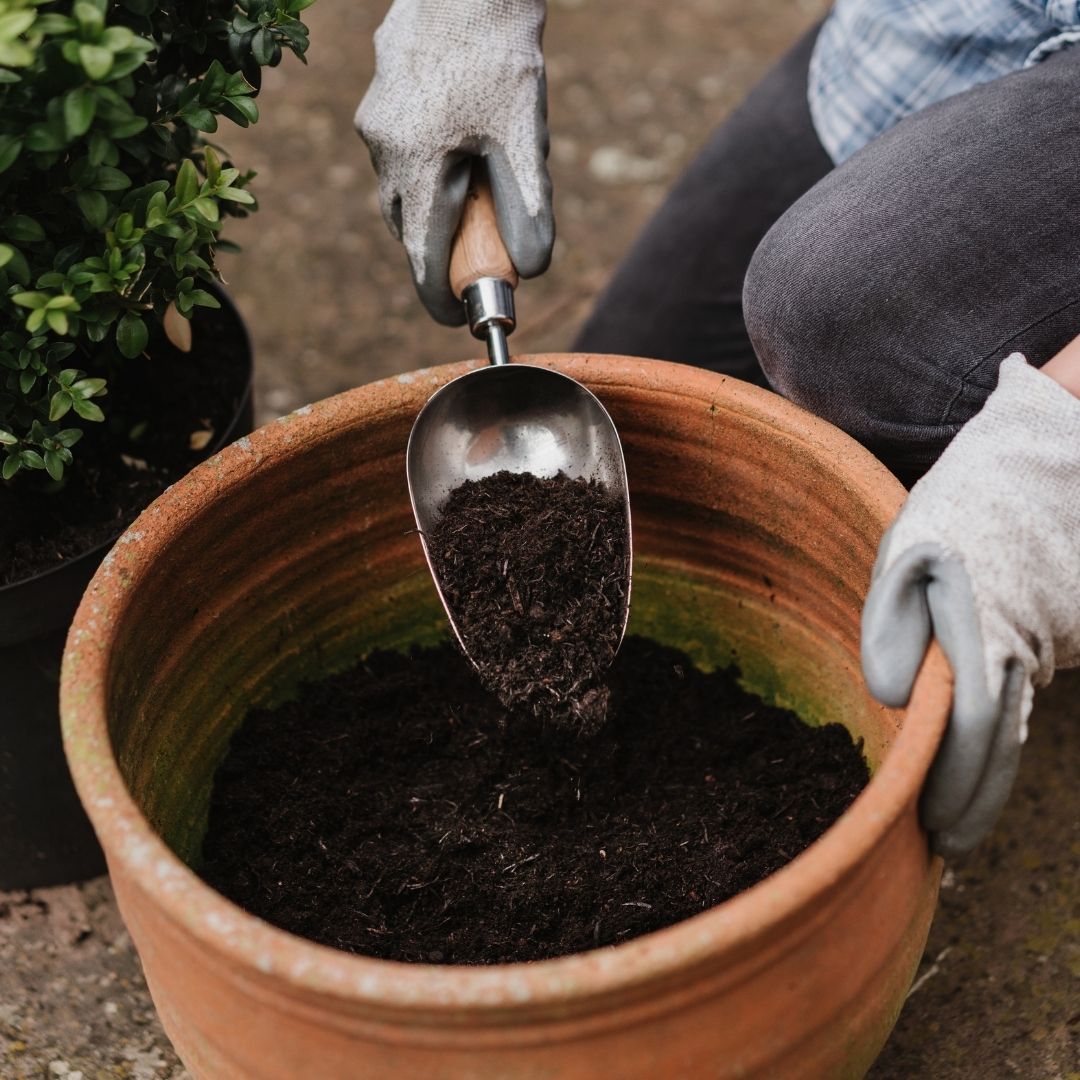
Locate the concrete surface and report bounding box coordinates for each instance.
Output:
[2,1,1078,1077]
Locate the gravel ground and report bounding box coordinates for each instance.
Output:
[3,1,1078,1077]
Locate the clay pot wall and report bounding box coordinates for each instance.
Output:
[61,356,950,1079]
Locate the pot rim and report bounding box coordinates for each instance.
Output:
[60,354,951,1015]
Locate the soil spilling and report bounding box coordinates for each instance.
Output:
[427,471,629,735]
[201,637,869,965]
[0,303,248,587]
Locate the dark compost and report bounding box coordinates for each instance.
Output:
[201,637,869,965]
[426,470,629,736]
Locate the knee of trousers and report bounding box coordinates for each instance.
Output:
[742,204,874,438]
[741,197,947,460]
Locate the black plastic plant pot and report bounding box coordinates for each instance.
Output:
[0,293,254,890]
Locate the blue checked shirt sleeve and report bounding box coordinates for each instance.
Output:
[1023,1,1080,61]
[809,0,1080,164]
[1022,1,1080,22]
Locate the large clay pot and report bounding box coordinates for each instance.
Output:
[0,292,253,889]
[60,356,950,1079]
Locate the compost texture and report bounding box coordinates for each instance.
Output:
[201,636,869,965]
[427,470,629,735]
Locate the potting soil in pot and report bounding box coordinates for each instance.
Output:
[426,470,629,736]
[200,636,869,965]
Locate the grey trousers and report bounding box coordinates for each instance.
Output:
[574,27,1080,483]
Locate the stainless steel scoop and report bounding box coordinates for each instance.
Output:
[406,164,632,667]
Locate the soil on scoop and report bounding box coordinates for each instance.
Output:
[200,636,869,965]
[427,471,629,735]
[0,302,248,587]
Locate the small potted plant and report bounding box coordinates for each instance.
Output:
[0,0,314,889]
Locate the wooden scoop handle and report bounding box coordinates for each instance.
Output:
[449,163,519,299]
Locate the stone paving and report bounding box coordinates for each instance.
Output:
[3,1,1078,1076]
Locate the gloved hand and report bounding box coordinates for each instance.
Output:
[861,354,1080,856]
[355,0,554,325]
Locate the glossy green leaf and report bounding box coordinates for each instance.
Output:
[79,44,114,81]
[187,289,221,309]
[64,87,97,139]
[217,186,255,205]
[12,291,49,309]
[92,165,131,190]
[251,28,274,65]
[175,158,198,204]
[181,106,217,132]
[49,391,73,421]
[0,134,23,174]
[24,123,66,152]
[116,313,148,358]
[191,197,219,223]
[106,114,148,138]
[44,449,65,481]
[224,94,258,125]
[56,428,84,448]
[0,11,35,43]
[72,398,105,422]
[76,190,109,229]
[36,15,78,35]
[74,1,105,30]
[102,26,136,52]
[47,343,77,364]
[3,216,44,243]
[73,376,107,396]
[4,248,29,285]
[203,146,222,185]
[87,131,111,165]
[146,190,168,228]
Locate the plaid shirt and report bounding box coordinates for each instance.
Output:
[809,1,1080,162]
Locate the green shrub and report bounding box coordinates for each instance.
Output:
[0,0,312,484]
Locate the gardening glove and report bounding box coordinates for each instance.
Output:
[861,353,1080,856]
[355,0,554,326]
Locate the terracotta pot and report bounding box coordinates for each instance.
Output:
[0,291,253,889]
[61,355,951,1079]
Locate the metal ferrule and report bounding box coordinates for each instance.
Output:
[462,277,516,340]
